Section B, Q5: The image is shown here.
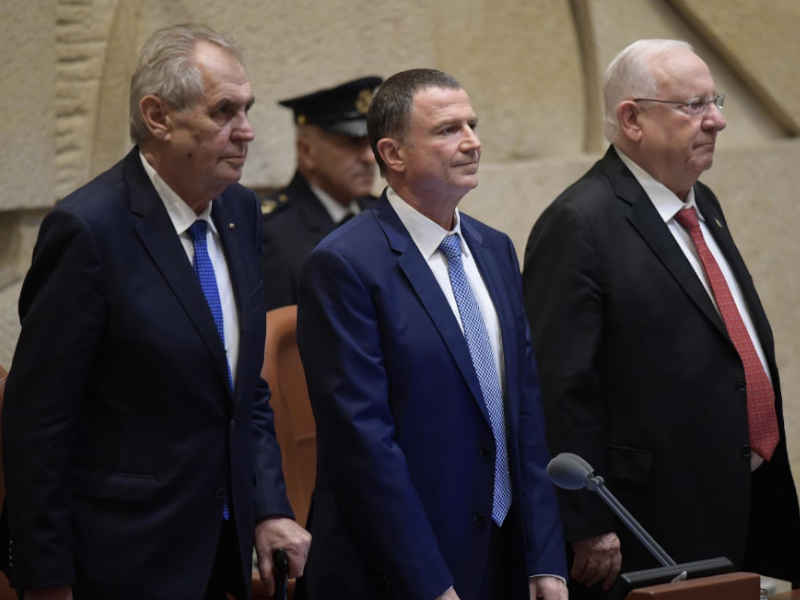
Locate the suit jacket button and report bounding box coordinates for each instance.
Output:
[742,445,751,460]
[473,513,487,528]
[215,487,226,499]
[480,446,491,458]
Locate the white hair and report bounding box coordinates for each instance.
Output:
[602,39,693,142]
[129,24,242,145]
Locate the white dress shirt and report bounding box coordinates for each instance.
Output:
[140,152,240,385]
[386,187,505,390]
[617,148,770,468]
[312,182,361,224]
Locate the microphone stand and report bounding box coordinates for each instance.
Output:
[584,472,677,569]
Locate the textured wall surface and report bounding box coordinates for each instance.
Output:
[0,0,56,212]
[1,0,799,490]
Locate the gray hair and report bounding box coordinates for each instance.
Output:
[603,39,693,142]
[367,68,462,174]
[129,23,242,145]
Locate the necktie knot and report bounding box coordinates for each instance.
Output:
[674,207,700,232]
[188,219,208,242]
[439,234,462,263]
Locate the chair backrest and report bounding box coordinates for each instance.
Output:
[262,306,316,527]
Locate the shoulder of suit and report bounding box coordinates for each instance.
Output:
[460,211,505,238]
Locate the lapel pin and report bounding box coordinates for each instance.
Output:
[228,222,236,230]
[714,217,723,229]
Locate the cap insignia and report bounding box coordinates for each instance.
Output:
[355,89,373,115]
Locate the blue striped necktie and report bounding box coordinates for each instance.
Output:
[439,234,511,525]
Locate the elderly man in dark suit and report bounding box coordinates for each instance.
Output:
[261,76,382,310]
[297,68,567,600]
[2,24,309,600]
[523,39,800,597]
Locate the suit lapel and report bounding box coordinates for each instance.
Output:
[212,196,246,404]
[290,172,336,236]
[696,190,778,370]
[374,198,490,425]
[604,148,728,337]
[125,151,232,391]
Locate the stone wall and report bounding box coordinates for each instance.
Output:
[1,1,799,489]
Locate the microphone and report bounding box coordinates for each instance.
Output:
[547,452,676,568]
[547,452,734,597]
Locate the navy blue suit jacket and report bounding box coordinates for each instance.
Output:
[2,148,292,599]
[297,194,566,600]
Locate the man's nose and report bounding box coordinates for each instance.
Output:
[233,112,255,142]
[461,125,480,152]
[703,103,726,132]
[359,140,376,164]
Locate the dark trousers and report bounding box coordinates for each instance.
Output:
[479,505,530,600]
[205,519,245,600]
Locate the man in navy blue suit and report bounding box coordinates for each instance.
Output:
[2,24,309,600]
[296,69,567,600]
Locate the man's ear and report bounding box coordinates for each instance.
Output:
[376,137,405,174]
[139,95,171,141]
[617,100,643,142]
[296,132,315,173]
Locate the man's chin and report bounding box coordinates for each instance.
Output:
[460,174,479,190]
[351,184,376,198]
[218,164,245,182]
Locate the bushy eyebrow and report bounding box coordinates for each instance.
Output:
[431,115,479,131]
[212,95,255,113]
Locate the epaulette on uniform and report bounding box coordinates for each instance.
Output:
[261,192,290,217]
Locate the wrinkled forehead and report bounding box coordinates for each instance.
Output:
[649,48,715,97]
[410,86,474,120]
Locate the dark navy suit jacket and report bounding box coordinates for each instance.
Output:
[2,148,292,599]
[297,194,566,600]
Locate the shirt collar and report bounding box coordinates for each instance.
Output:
[139,151,217,236]
[386,186,470,260]
[310,182,360,223]
[615,146,704,224]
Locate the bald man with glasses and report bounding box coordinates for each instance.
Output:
[523,39,800,598]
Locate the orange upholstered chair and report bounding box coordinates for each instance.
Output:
[252,306,316,599]
[261,306,316,527]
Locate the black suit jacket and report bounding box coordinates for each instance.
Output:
[2,148,292,599]
[523,147,800,585]
[261,171,377,310]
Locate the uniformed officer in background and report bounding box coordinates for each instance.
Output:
[261,76,382,310]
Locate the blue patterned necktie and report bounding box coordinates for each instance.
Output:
[188,220,230,520]
[439,234,511,525]
[188,220,225,347]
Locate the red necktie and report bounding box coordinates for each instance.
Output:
[675,207,779,460]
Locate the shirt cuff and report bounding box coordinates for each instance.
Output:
[529,574,567,585]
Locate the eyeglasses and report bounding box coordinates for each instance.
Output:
[632,94,725,117]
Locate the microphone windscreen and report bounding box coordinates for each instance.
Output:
[547,452,595,490]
